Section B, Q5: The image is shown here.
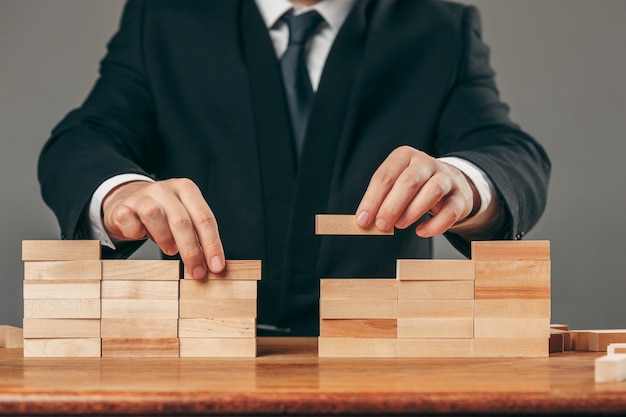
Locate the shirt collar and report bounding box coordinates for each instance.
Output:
[255,0,356,33]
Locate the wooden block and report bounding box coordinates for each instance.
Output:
[398,280,474,300]
[475,261,550,299]
[320,279,397,300]
[178,318,256,338]
[102,338,179,358]
[318,337,396,357]
[608,343,626,355]
[320,319,397,339]
[24,299,101,319]
[589,330,626,352]
[23,338,101,357]
[179,337,256,358]
[473,338,548,358]
[595,355,626,383]
[101,280,179,300]
[315,214,394,235]
[549,329,565,353]
[0,325,23,348]
[550,324,570,331]
[397,318,474,339]
[396,338,474,357]
[23,260,102,281]
[179,279,257,299]
[183,260,262,281]
[22,240,101,261]
[102,260,180,281]
[471,240,550,261]
[397,300,474,319]
[101,318,178,338]
[474,299,551,319]
[23,281,101,300]
[101,299,178,319]
[23,319,101,338]
[474,318,550,339]
[572,330,591,351]
[396,260,474,281]
[178,298,257,319]
[319,299,397,319]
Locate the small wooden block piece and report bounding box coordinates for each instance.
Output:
[471,240,550,261]
[318,337,396,357]
[397,318,473,339]
[22,240,101,261]
[23,281,101,300]
[179,280,257,299]
[473,338,548,358]
[178,318,256,338]
[319,299,397,319]
[549,329,565,353]
[475,299,551,319]
[396,338,474,357]
[23,338,101,357]
[474,261,550,300]
[101,299,179,319]
[179,337,256,358]
[102,260,180,281]
[0,325,23,348]
[23,319,101,338]
[474,318,550,339]
[179,298,257,319]
[101,280,179,300]
[23,261,102,281]
[320,319,397,339]
[588,330,626,352]
[595,355,626,383]
[315,214,393,235]
[398,280,474,300]
[320,279,397,300]
[398,300,474,319]
[396,260,474,281]
[101,318,178,339]
[183,260,262,280]
[102,338,179,358]
[24,299,101,319]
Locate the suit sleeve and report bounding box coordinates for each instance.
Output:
[37,0,158,256]
[436,6,551,256]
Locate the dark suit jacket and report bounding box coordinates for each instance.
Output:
[38,0,550,335]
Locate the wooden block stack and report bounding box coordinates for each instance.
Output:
[178,260,261,357]
[101,260,180,357]
[318,279,398,357]
[396,260,475,357]
[472,241,551,358]
[22,240,102,357]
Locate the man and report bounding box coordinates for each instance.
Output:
[38,0,550,335]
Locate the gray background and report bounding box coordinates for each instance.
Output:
[1,1,625,330]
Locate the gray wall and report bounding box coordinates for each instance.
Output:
[1,1,625,330]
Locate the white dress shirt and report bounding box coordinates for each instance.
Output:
[89,0,494,247]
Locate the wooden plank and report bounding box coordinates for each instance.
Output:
[179,337,256,358]
[182,260,262,281]
[178,318,256,338]
[102,260,180,281]
[23,281,101,300]
[396,338,474,358]
[471,240,550,261]
[319,299,397,319]
[320,279,397,300]
[588,330,626,352]
[475,261,550,300]
[396,260,474,281]
[474,318,550,339]
[24,299,101,319]
[22,240,101,261]
[318,337,396,357]
[178,298,257,319]
[101,280,179,300]
[179,279,257,299]
[23,260,102,281]
[474,299,551,319]
[23,338,101,357]
[550,324,570,331]
[101,299,179,319]
[102,338,179,358]
[100,318,178,339]
[398,280,474,300]
[319,319,397,339]
[595,355,626,383]
[315,214,394,235]
[0,325,23,348]
[473,338,548,358]
[397,318,474,339]
[397,300,474,319]
[23,319,101,338]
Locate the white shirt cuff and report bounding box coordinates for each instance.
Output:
[437,156,494,216]
[88,174,155,249]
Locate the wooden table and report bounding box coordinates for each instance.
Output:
[1,337,625,416]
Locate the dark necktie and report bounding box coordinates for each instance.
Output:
[279,10,324,157]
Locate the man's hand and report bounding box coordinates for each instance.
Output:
[102,178,225,279]
[356,146,480,237]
